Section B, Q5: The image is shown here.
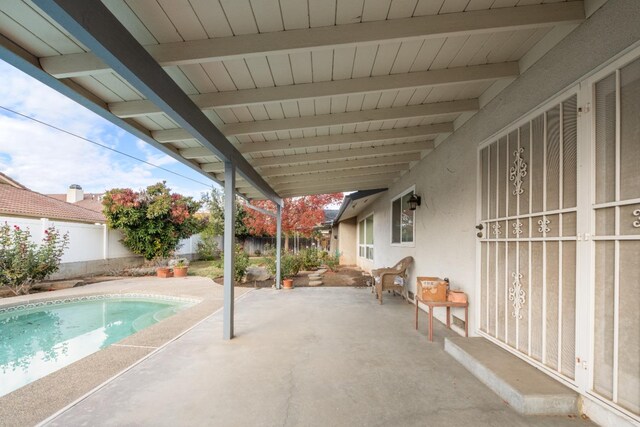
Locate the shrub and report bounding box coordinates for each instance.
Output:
[324,251,341,272]
[0,223,69,295]
[265,251,302,281]
[299,247,321,270]
[253,249,261,257]
[221,244,249,282]
[102,182,204,261]
[262,243,275,257]
[196,235,220,260]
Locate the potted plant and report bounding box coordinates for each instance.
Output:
[156,265,173,278]
[281,253,302,290]
[172,259,189,277]
[266,252,302,290]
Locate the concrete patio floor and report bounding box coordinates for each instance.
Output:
[45,287,594,427]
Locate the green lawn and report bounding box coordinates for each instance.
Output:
[188,260,223,279]
[188,256,268,280]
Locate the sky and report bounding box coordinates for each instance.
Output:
[0,60,218,200]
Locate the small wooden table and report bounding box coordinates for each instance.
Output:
[415,298,469,342]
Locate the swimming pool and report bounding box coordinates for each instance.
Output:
[0,294,196,397]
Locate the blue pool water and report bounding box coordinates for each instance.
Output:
[0,296,191,397]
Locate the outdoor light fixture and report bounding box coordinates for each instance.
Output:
[408,194,421,210]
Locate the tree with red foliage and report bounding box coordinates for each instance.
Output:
[243,193,343,250]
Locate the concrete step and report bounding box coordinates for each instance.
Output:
[308,280,323,287]
[445,337,578,416]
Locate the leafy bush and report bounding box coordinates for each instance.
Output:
[261,243,275,257]
[102,182,205,261]
[196,235,220,260]
[299,247,321,270]
[221,244,249,282]
[324,251,341,272]
[253,249,261,257]
[266,251,302,281]
[0,223,69,295]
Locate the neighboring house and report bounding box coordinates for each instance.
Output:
[0,173,105,224]
[47,184,105,214]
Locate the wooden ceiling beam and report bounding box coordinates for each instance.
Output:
[180,123,450,159]
[199,140,432,172]
[274,173,400,193]
[266,164,411,185]
[279,182,390,198]
[108,63,518,117]
[154,99,476,141]
[40,3,584,78]
[260,153,421,177]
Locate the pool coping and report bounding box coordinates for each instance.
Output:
[0,292,201,315]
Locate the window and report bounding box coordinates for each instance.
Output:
[358,214,374,260]
[391,188,415,245]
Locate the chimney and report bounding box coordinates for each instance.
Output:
[67,184,84,203]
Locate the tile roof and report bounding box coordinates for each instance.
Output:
[0,183,105,223]
[47,193,105,213]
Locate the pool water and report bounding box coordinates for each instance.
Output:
[0,297,190,397]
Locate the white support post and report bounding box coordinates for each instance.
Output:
[276,204,282,290]
[223,161,235,340]
[102,224,108,260]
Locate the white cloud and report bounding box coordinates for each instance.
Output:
[0,115,154,193]
[135,139,178,167]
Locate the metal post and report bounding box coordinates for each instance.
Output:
[223,161,235,340]
[276,204,282,289]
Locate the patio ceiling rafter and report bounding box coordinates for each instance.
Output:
[259,153,422,177]
[272,173,400,193]
[153,100,477,141]
[108,62,519,117]
[200,140,433,173]
[39,2,584,79]
[180,123,452,157]
[279,182,390,198]
[265,164,412,186]
[31,0,282,206]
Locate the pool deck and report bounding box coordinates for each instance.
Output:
[0,276,251,427]
[8,286,595,427]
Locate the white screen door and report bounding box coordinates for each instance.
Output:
[478,50,640,423]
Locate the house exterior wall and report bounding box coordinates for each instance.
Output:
[360,0,639,325]
[354,2,639,425]
[337,218,357,266]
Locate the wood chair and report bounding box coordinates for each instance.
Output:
[371,256,413,304]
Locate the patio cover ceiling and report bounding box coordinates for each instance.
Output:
[0,0,586,202]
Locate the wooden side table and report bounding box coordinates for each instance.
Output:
[415,298,469,342]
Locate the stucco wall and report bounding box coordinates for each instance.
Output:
[356,0,640,336]
[337,218,357,266]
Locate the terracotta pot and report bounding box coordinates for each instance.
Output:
[173,266,188,278]
[282,278,294,289]
[157,267,173,278]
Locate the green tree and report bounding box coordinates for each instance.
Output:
[198,188,250,259]
[102,182,204,261]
